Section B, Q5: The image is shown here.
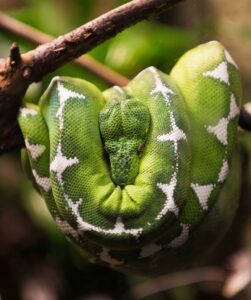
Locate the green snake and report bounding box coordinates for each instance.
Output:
[18,41,242,274]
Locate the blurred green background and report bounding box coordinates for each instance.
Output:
[0,0,251,299]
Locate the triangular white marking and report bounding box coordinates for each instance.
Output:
[149,67,176,104]
[203,61,229,85]
[50,141,79,186]
[157,112,186,160]
[191,183,214,210]
[228,93,240,120]
[65,194,82,217]
[57,82,85,130]
[224,49,238,69]
[157,122,186,143]
[157,174,179,219]
[218,160,229,183]
[168,223,190,248]
[113,216,125,233]
[157,127,186,142]
[32,169,51,192]
[207,117,229,145]
[25,139,46,160]
[20,108,38,118]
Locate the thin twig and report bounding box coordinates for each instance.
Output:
[128,267,227,299]
[0,11,129,86]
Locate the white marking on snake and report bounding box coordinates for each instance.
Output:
[228,93,240,120]
[113,86,125,96]
[66,196,82,217]
[224,49,238,69]
[56,82,85,130]
[206,93,239,146]
[55,216,79,239]
[20,107,38,117]
[157,113,187,143]
[157,174,179,218]
[203,61,229,85]
[140,225,190,257]
[139,243,162,258]
[206,117,229,146]
[50,141,79,186]
[64,195,143,237]
[98,248,124,266]
[25,139,46,160]
[149,67,175,104]
[191,183,214,210]
[32,169,51,192]
[168,223,190,248]
[156,112,183,219]
[206,41,220,45]
[113,216,126,234]
[218,160,229,183]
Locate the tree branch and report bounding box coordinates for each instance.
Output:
[0,0,183,154]
[239,106,251,131]
[0,11,129,86]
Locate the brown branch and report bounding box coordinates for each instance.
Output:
[239,106,251,131]
[0,11,129,86]
[9,43,21,66]
[0,0,183,154]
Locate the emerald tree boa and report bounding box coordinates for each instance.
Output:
[18,41,242,274]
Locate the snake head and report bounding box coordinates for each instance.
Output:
[99,98,150,186]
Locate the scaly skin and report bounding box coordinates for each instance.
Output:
[99,98,150,186]
[18,41,242,275]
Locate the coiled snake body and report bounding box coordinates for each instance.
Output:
[18,41,241,274]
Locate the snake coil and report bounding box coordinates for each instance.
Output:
[18,41,241,274]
